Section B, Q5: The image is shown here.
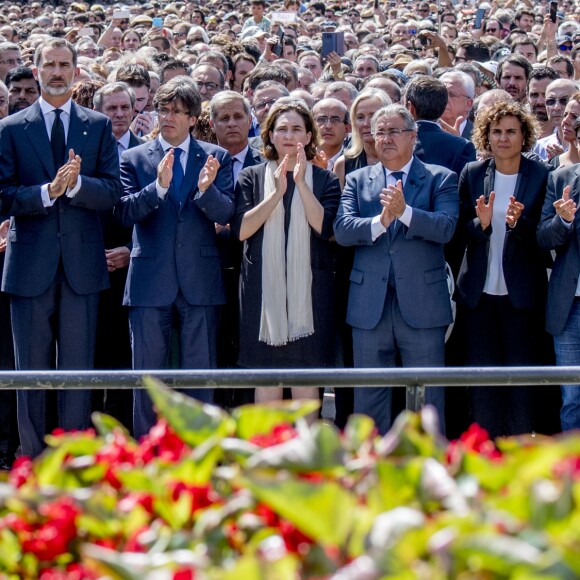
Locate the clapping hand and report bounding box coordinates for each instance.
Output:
[476,191,495,230]
[554,184,577,223]
[198,155,220,193]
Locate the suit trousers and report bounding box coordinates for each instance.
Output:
[130,291,218,439]
[352,287,446,435]
[11,269,98,458]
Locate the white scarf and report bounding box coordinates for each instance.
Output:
[260,160,314,346]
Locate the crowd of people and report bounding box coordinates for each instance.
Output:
[0,0,579,464]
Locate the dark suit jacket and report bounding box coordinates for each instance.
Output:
[115,136,234,307]
[0,101,121,297]
[538,164,580,335]
[334,157,459,331]
[461,119,474,141]
[455,156,551,310]
[243,145,263,169]
[414,120,476,179]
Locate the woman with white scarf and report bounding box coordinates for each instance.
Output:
[231,99,341,407]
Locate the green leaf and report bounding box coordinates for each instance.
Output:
[343,414,376,452]
[240,473,356,548]
[143,376,234,447]
[0,529,21,573]
[92,412,131,438]
[233,400,321,440]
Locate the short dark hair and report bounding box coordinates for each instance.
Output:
[454,39,490,62]
[246,64,291,91]
[528,65,559,84]
[261,99,320,161]
[154,77,202,118]
[547,55,575,78]
[5,66,37,89]
[496,54,533,83]
[404,75,448,121]
[511,37,538,56]
[159,59,191,83]
[116,63,151,88]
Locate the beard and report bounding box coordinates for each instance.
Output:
[39,78,71,96]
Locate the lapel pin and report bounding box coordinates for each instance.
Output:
[83,131,87,135]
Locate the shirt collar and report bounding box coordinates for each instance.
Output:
[386,156,414,177]
[117,130,131,150]
[233,144,249,165]
[159,134,191,155]
[39,96,72,117]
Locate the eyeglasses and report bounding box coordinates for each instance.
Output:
[157,107,190,117]
[0,58,23,66]
[315,115,345,125]
[195,81,220,91]
[254,97,278,112]
[448,92,470,100]
[546,97,570,107]
[374,128,413,139]
[559,44,573,51]
[174,31,187,37]
[408,29,418,34]
[486,27,498,32]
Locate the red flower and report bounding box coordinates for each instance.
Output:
[170,482,221,519]
[95,432,141,489]
[279,519,313,555]
[447,423,502,464]
[118,492,154,515]
[39,563,96,580]
[173,569,196,580]
[554,456,580,480]
[250,423,298,448]
[136,420,190,464]
[9,456,33,488]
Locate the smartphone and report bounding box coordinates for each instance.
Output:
[474,8,485,29]
[418,34,432,46]
[273,28,284,57]
[389,0,396,6]
[79,27,93,37]
[321,31,345,58]
[152,17,163,28]
[550,0,558,23]
[113,9,131,19]
[374,0,379,8]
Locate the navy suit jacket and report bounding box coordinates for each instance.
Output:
[454,156,551,310]
[0,101,121,297]
[461,119,474,141]
[334,157,459,331]
[537,164,580,335]
[414,120,476,178]
[115,136,234,307]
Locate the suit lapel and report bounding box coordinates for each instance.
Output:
[24,102,54,177]
[181,137,204,212]
[483,159,495,202]
[67,103,90,160]
[403,157,425,208]
[512,155,530,205]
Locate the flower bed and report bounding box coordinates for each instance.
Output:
[1,377,580,579]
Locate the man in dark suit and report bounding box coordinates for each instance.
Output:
[209,90,262,407]
[0,38,122,457]
[115,78,234,437]
[92,82,144,431]
[405,76,476,181]
[538,166,580,431]
[439,71,476,142]
[334,104,459,435]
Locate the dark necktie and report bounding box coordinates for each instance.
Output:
[51,108,66,170]
[170,148,185,206]
[387,171,405,242]
[390,171,404,184]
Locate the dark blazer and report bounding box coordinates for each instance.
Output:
[461,119,474,141]
[538,164,580,335]
[0,101,121,297]
[334,157,459,331]
[115,136,234,307]
[243,145,263,169]
[455,156,551,310]
[414,120,476,179]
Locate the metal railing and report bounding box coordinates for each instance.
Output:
[0,366,577,411]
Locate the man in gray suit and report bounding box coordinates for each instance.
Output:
[334,104,459,434]
[0,39,121,457]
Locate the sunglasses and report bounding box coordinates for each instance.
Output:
[546,97,570,107]
[559,44,573,51]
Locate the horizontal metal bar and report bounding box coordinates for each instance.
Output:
[0,367,577,390]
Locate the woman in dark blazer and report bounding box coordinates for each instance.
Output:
[453,101,552,437]
[231,99,341,410]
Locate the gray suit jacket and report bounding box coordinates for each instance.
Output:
[334,157,459,330]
